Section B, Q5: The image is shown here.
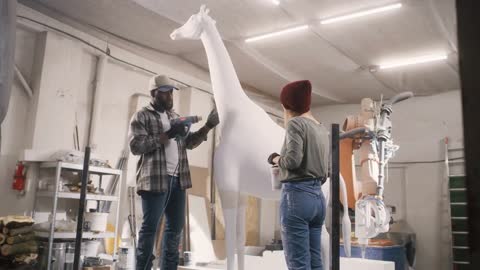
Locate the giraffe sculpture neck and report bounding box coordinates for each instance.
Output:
[199,19,251,115]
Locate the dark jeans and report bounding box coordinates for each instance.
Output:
[280,180,326,270]
[136,176,185,270]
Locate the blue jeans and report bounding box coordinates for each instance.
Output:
[280,180,326,270]
[136,176,185,270]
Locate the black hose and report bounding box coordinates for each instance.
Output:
[387,91,414,106]
[340,127,368,139]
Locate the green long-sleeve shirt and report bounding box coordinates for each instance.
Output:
[278,116,330,182]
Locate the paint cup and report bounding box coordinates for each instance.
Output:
[64,242,75,270]
[184,251,194,266]
[118,246,135,269]
[270,166,281,190]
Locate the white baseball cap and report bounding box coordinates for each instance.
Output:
[149,75,179,93]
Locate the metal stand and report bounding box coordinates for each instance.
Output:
[127,186,138,255]
[456,1,480,267]
[46,162,62,270]
[331,124,340,270]
[73,147,90,269]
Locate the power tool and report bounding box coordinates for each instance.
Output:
[170,115,202,127]
[169,115,202,140]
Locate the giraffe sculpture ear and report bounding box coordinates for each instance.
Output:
[199,4,206,14]
[200,6,216,25]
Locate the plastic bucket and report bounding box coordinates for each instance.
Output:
[38,242,67,270]
[84,212,108,232]
[118,246,135,269]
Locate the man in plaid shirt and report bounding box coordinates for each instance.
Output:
[130,75,219,270]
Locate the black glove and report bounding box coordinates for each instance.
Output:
[205,108,219,129]
[166,123,188,139]
[268,152,280,165]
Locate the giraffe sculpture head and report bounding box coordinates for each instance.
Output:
[170,5,216,40]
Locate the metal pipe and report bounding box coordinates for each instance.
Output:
[377,140,386,198]
[184,198,190,252]
[128,186,138,255]
[331,124,340,270]
[87,55,107,149]
[47,163,62,270]
[14,65,33,98]
[73,147,91,270]
[113,162,123,259]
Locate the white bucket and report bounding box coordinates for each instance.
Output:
[82,240,100,257]
[184,251,194,266]
[84,212,108,232]
[86,200,98,212]
[118,246,135,269]
[270,166,281,190]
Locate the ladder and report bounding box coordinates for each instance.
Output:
[445,138,470,270]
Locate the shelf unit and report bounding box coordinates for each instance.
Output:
[36,191,118,201]
[35,231,115,239]
[33,161,122,270]
[40,161,121,175]
[445,139,470,270]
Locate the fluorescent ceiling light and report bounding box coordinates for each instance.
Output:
[379,54,448,69]
[245,25,309,43]
[321,3,402,24]
[272,0,280,5]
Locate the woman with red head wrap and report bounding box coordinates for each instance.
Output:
[268,80,329,270]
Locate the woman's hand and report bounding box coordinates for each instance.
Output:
[268,152,280,165]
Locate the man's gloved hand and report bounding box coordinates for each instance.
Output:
[268,152,280,165]
[166,123,188,139]
[205,108,219,129]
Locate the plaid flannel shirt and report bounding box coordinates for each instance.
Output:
[129,105,209,193]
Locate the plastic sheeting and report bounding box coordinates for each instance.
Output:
[0,0,17,149]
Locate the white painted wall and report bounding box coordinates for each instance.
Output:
[312,90,464,270]
[0,25,39,216]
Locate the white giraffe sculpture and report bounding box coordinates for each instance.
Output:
[171,5,351,270]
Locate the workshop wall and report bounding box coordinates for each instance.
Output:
[0,25,38,216]
[3,5,465,268]
[312,90,463,270]
[0,4,279,250]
